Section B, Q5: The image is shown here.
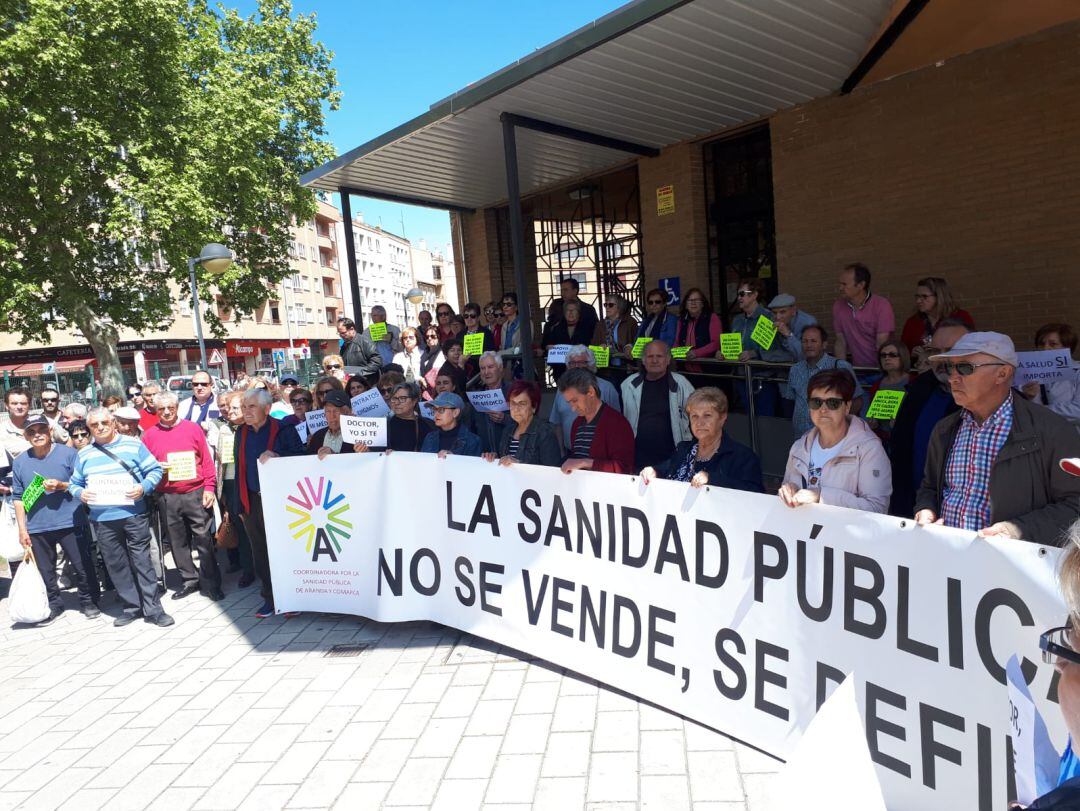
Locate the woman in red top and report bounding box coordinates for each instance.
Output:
[674,287,722,385]
[900,277,974,369]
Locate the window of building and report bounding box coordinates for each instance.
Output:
[270,304,281,324]
[325,307,337,325]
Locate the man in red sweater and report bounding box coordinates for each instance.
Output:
[558,368,635,475]
[142,391,222,601]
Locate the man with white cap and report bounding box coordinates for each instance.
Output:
[768,293,817,362]
[914,332,1080,544]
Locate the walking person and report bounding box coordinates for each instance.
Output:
[67,408,173,627]
[12,415,100,624]
[142,392,222,602]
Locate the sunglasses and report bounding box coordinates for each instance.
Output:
[464,313,478,319]
[484,309,495,316]
[605,303,616,308]
[192,381,211,387]
[41,398,59,403]
[379,388,394,395]
[437,311,451,317]
[736,290,754,298]
[879,352,900,359]
[425,334,440,340]
[1041,625,1080,666]
[808,397,846,411]
[501,302,514,308]
[932,361,1008,377]
[324,363,341,369]
[70,431,90,439]
[291,398,312,405]
[316,389,333,396]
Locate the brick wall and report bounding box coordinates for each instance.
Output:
[770,21,1080,348]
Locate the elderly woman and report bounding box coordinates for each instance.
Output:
[67,419,92,450]
[311,375,344,410]
[594,293,637,382]
[419,392,482,457]
[419,327,446,400]
[281,386,312,430]
[307,390,355,458]
[483,381,562,467]
[356,382,434,454]
[216,391,255,586]
[392,327,424,384]
[778,369,892,513]
[321,353,346,380]
[640,388,763,491]
[444,339,466,373]
[547,300,592,381]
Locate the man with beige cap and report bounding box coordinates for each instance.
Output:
[914,332,1080,544]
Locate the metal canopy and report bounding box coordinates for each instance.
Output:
[304,0,894,210]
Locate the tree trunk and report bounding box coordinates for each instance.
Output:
[71,302,125,401]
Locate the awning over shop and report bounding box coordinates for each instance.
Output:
[303,0,896,210]
[16,360,92,376]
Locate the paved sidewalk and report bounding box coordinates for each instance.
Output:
[0,573,779,810]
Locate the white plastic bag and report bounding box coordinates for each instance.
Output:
[8,550,50,625]
[0,497,22,562]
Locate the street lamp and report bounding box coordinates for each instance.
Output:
[187,242,233,371]
[404,287,424,324]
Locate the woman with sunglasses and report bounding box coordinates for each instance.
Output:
[419,329,446,400]
[392,327,425,385]
[310,376,343,410]
[863,340,914,445]
[779,369,891,514]
[675,289,722,386]
[593,294,637,384]
[434,303,456,345]
[636,288,677,347]
[498,293,523,378]
[321,354,346,381]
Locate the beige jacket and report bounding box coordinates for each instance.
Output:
[782,416,892,514]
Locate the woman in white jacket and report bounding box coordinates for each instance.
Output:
[1021,323,1080,424]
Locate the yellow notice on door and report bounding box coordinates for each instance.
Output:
[166,451,197,482]
[656,185,675,216]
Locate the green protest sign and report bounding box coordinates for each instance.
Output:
[670,346,692,359]
[463,332,485,356]
[631,337,653,359]
[589,346,610,368]
[751,315,777,351]
[865,389,906,420]
[21,474,46,512]
[369,321,387,341]
[719,333,743,360]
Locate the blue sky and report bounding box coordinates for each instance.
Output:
[288,0,624,252]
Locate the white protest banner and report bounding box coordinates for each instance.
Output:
[341,416,387,447]
[468,388,508,413]
[351,389,391,418]
[1007,654,1060,805]
[294,421,309,444]
[1015,349,1075,386]
[305,409,327,434]
[260,454,1067,809]
[546,344,572,364]
[87,474,135,506]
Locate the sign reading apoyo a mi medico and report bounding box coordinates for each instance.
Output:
[259,453,1066,809]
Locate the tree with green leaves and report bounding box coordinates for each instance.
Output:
[0,0,339,395]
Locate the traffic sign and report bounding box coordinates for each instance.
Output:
[272,349,286,364]
[208,349,225,366]
[659,276,681,306]
[42,362,55,374]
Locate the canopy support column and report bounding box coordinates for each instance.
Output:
[338,189,364,329]
[500,114,536,382]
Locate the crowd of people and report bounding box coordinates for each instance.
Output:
[1,265,1078,643]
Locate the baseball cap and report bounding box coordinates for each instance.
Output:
[768,293,796,309]
[114,406,141,421]
[1062,458,1080,478]
[322,390,350,408]
[280,374,299,386]
[431,392,464,410]
[928,331,1018,367]
[22,414,50,433]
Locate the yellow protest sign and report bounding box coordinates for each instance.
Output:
[751,315,777,351]
[631,337,653,359]
[589,346,610,368]
[369,321,387,341]
[165,451,197,482]
[670,346,692,359]
[720,333,743,360]
[865,389,906,420]
[463,332,485,356]
[219,431,235,462]
[656,184,675,216]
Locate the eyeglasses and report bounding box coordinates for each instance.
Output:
[87,421,111,430]
[736,290,754,298]
[932,361,1009,377]
[433,406,456,414]
[604,302,616,308]
[501,301,514,308]
[324,363,341,370]
[425,333,440,340]
[878,352,900,359]
[290,398,312,405]
[686,297,704,304]
[403,334,418,339]
[647,298,664,305]
[1041,625,1080,666]
[316,388,334,396]
[808,397,846,411]
[70,431,90,439]
[389,396,412,405]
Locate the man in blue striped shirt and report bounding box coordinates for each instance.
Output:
[69,407,173,627]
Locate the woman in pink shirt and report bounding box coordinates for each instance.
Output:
[674,288,722,383]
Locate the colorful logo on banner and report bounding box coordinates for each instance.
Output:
[285,476,352,562]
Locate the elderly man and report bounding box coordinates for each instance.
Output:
[138,382,162,431]
[467,351,512,454]
[233,388,306,618]
[768,294,817,362]
[12,415,99,623]
[558,368,635,475]
[832,263,895,369]
[548,346,621,452]
[61,401,88,430]
[68,407,172,627]
[113,406,142,437]
[143,392,221,601]
[621,341,694,471]
[915,332,1080,544]
[181,370,221,424]
[336,316,383,382]
[364,305,403,366]
[783,325,863,437]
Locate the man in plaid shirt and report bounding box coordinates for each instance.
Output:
[915,333,1080,544]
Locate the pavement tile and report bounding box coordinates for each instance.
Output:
[514,680,560,714]
[431,778,488,810]
[384,757,450,805]
[500,712,553,755]
[173,742,249,788]
[445,736,502,780]
[331,781,391,809]
[551,694,598,732]
[465,699,515,736]
[640,729,687,775]
[687,751,745,802]
[237,783,299,811]
[147,786,207,810]
[485,753,542,804]
[587,752,639,803]
[592,710,639,752]
[193,762,273,810]
[433,685,483,719]
[382,700,437,739]
[539,730,591,777]
[351,737,414,782]
[56,787,118,811]
[106,763,186,811]
[411,715,470,758]
[533,776,587,810]
[240,723,305,763]
[641,774,692,809]
[85,743,169,789]
[285,759,356,808]
[326,720,384,761]
[261,740,332,785]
